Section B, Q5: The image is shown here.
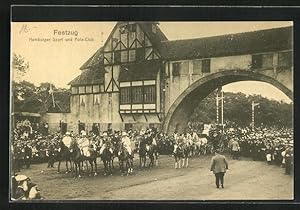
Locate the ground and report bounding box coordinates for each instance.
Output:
[16,154,293,200]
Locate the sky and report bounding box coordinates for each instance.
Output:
[11,21,293,103]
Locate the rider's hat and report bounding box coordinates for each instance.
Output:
[15,174,28,182]
[122,131,128,136]
[65,132,70,135]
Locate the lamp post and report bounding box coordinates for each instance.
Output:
[251,101,260,131]
[216,88,224,126]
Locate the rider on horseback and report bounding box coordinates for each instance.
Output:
[61,131,73,150]
[77,130,92,157]
[121,131,132,155]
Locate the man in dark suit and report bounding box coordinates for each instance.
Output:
[210,149,229,188]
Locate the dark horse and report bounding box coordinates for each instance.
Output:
[146,143,159,167]
[173,144,184,169]
[138,137,147,168]
[57,141,73,173]
[70,143,85,178]
[85,144,99,176]
[117,143,134,176]
[100,143,114,176]
[181,142,191,168]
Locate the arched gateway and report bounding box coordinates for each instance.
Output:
[162,70,293,135]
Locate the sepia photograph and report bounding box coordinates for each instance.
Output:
[10,21,293,201]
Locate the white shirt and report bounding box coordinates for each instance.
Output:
[62,136,72,148]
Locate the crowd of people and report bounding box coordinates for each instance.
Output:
[12,119,294,175]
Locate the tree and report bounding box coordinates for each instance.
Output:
[12,81,70,113]
[190,91,293,128]
[12,53,29,81]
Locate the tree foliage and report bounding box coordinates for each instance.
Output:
[190,91,293,128]
[12,81,70,113]
[12,53,29,80]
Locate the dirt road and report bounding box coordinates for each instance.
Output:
[16,154,293,200]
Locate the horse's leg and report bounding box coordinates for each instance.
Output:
[65,159,69,173]
[94,159,98,176]
[111,157,115,169]
[57,159,61,173]
[126,160,130,175]
[155,153,158,166]
[120,161,124,176]
[78,162,82,178]
[85,160,89,175]
[89,159,94,176]
[74,162,77,178]
[143,156,146,168]
[103,161,107,176]
[109,159,113,175]
[130,158,133,173]
[175,157,178,169]
[139,156,142,168]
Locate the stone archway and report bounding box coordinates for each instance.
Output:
[162,70,293,135]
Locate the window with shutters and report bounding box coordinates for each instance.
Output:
[252,54,262,69]
[193,60,202,74]
[262,54,273,68]
[129,50,136,62]
[121,51,128,63]
[132,86,143,104]
[172,62,181,76]
[252,53,274,69]
[202,59,211,73]
[144,85,156,104]
[278,51,292,68]
[120,87,131,104]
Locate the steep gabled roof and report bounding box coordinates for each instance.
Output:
[80,47,104,70]
[160,26,292,61]
[68,67,105,86]
[80,22,168,70]
[138,22,168,52]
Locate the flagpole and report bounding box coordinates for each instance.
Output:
[49,84,55,108]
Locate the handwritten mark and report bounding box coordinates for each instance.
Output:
[19,24,37,34]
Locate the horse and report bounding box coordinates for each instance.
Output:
[138,137,147,168]
[146,143,159,167]
[117,143,134,176]
[100,142,115,176]
[173,144,184,169]
[182,141,192,167]
[84,144,99,176]
[57,141,73,174]
[69,142,85,178]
